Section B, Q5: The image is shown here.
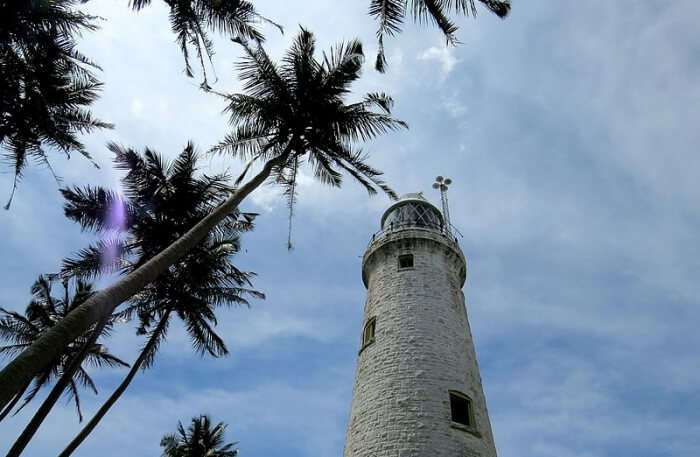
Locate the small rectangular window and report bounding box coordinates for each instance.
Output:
[398,254,413,269]
[362,317,376,347]
[449,391,473,427]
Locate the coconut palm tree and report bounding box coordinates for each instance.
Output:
[129,0,281,87]
[370,0,511,71]
[0,27,407,410]
[160,415,239,457]
[56,144,262,456]
[0,0,112,209]
[1,276,127,457]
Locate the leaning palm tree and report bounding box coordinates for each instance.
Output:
[2,276,127,457]
[129,0,281,87]
[160,415,239,457]
[57,144,262,457]
[0,28,407,410]
[0,0,112,208]
[370,0,511,71]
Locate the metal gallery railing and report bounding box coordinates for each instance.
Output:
[366,220,463,248]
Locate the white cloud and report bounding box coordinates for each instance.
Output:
[490,351,700,457]
[442,95,467,118]
[130,98,144,118]
[418,46,458,76]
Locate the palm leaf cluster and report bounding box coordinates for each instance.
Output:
[161,415,238,457]
[213,28,408,247]
[130,0,280,87]
[370,0,511,71]
[55,144,262,457]
[0,276,127,421]
[61,142,262,367]
[0,0,113,209]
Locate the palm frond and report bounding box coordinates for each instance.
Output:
[61,238,132,280]
[283,156,299,250]
[369,0,406,72]
[66,379,84,422]
[370,0,511,71]
[139,314,171,369]
[184,313,228,358]
[73,367,98,396]
[61,185,132,232]
[233,37,291,103]
[0,343,31,357]
[308,149,344,188]
[321,38,365,96]
[129,0,153,11]
[411,0,460,44]
[84,345,130,369]
[329,142,397,198]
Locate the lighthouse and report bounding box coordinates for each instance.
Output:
[343,190,497,457]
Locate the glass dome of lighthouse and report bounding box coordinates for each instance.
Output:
[381,192,444,231]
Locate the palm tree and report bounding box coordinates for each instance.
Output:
[57,144,263,456]
[1,276,127,457]
[0,0,112,208]
[0,27,407,410]
[160,415,239,457]
[129,0,281,87]
[369,0,511,71]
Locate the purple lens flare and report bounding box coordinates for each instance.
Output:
[100,193,127,272]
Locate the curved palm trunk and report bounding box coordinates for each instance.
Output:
[0,381,30,422]
[58,311,171,457]
[0,152,288,408]
[6,318,108,457]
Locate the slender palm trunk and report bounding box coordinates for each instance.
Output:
[6,319,108,457]
[0,152,288,408]
[0,382,29,422]
[58,310,172,457]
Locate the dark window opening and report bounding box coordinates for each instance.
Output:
[450,391,473,427]
[398,254,414,269]
[362,317,376,347]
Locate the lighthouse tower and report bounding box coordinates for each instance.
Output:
[343,192,497,457]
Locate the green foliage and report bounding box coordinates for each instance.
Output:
[129,0,281,87]
[0,276,127,421]
[212,28,408,247]
[0,0,112,209]
[56,146,262,455]
[369,0,511,71]
[61,143,263,366]
[161,415,238,457]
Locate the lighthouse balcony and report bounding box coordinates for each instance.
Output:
[369,193,462,248]
[367,220,460,249]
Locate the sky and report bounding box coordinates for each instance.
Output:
[1,1,700,456]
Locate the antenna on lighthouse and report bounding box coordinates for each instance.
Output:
[432,176,453,234]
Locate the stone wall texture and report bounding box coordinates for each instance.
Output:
[343,228,497,457]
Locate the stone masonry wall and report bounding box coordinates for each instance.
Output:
[343,228,497,457]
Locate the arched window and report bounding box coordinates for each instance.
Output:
[449,391,474,428]
[362,317,376,347]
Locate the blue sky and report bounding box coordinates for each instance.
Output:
[1,1,699,456]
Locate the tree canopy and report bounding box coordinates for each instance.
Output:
[161,415,238,457]
[0,0,112,208]
[0,276,126,421]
